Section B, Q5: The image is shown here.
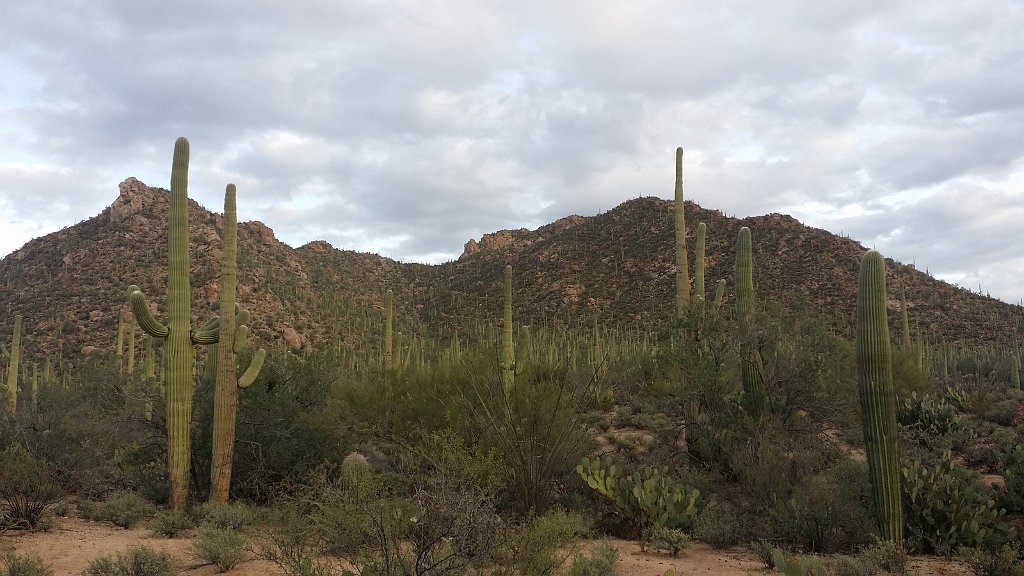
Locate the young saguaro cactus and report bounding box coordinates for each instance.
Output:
[502,265,515,392]
[674,147,690,318]
[384,289,394,370]
[5,315,22,413]
[210,184,266,503]
[857,250,903,543]
[735,227,766,418]
[127,137,222,511]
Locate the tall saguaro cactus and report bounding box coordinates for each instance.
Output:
[384,289,394,370]
[674,147,690,317]
[856,250,903,543]
[899,280,911,350]
[210,184,266,503]
[127,137,220,511]
[5,315,22,413]
[502,265,515,392]
[735,227,766,418]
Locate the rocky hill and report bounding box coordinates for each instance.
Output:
[0,178,1018,366]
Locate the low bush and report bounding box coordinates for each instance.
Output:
[0,446,62,530]
[81,545,175,576]
[87,492,155,529]
[146,510,193,538]
[1,551,54,576]
[192,501,257,531]
[565,542,620,576]
[957,544,1024,576]
[192,527,248,572]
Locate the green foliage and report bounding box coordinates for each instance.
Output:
[0,445,62,530]
[565,543,619,576]
[644,526,689,556]
[146,509,194,538]
[769,459,877,553]
[85,492,155,529]
[997,444,1024,513]
[192,527,249,572]
[897,392,972,451]
[81,546,175,576]
[0,551,54,576]
[493,508,590,576]
[901,450,1011,554]
[956,543,1024,576]
[576,457,699,536]
[193,501,257,531]
[856,539,907,575]
[692,500,749,548]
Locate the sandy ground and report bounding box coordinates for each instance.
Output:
[1,515,974,576]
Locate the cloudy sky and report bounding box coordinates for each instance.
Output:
[1,1,1022,303]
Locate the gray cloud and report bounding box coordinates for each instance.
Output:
[1,0,1023,302]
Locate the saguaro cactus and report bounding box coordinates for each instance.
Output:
[502,265,515,392]
[899,280,911,349]
[735,227,766,418]
[210,184,266,503]
[674,147,690,317]
[857,250,903,543]
[384,290,394,370]
[694,222,706,312]
[127,137,221,511]
[5,315,22,413]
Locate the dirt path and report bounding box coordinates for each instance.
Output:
[2,515,974,576]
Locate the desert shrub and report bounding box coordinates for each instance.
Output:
[97,492,155,528]
[751,539,776,568]
[997,444,1024,513]
[644,526,689,556]
[957,544,1024,576]
[692,500,750,548]
[982,399,1024,427]
[81,545,175,576]
[897,392,972,451]
[492,508,590,576]
[0,551,54,576]
[146,510,193,538]
[902,451,1012,554]
[565,542,620,576]
[192,527,248,572]
[856,539,907,575]
[0,445,62,530]
[770,459,876,553]
[192,501,257,531]
[255,505,336,576]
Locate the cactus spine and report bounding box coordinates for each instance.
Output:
[502,265,515,392]
[674,147,690,317]
[210,184,266,503]
[5,315,22,413]
[736,227,766,418]
[856,250,903,543]
[127,137,219,511]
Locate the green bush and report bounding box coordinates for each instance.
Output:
[902,451,1012,554]
[192,527,248,572]
[0,445,62,530]
[770,459,876,553]
[644,526,689,556]
[998,444,1024,513]
[193,501,257,531]
[1,551,54,576]
[692,500,750,548]
[856,539,907,575]
[93,492,155,528]
[493,508,590,576]
[565,542,620,576]
[146,510,193,538]
[957,544,1024,576]
[81,545,175,576]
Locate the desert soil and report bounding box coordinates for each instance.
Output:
[1,515,974,576]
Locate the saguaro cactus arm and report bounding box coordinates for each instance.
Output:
[238,348,266,389]
[128,286,169,339]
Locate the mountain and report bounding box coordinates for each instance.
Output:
[0,178,1018,366]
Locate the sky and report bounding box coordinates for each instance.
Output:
[1,1,1022,303]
